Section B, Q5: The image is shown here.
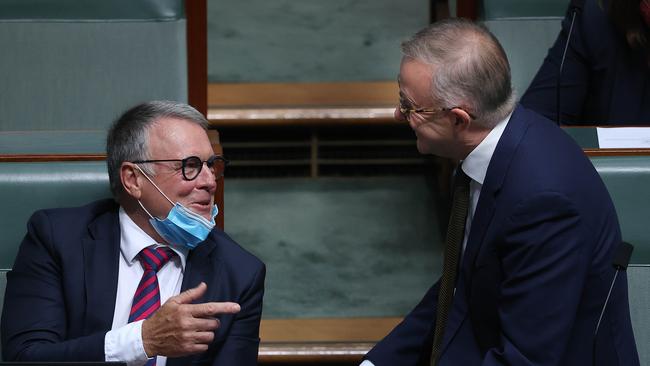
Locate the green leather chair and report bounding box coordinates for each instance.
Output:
[0,0,188,154]
[628,265,650,365]
[0,162,111,269]
[479,0,569,18]
[0,161,111,360]
[590,155,650,264]
[453,0,570,99]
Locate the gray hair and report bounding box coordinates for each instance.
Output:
[401,18,515,127]
[106,100,209,200]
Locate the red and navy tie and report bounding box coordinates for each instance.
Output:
[129,246,175,365]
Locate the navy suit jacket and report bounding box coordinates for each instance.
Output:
[365,105,639,365]
[1,199,265,366]
[520,0,650,125]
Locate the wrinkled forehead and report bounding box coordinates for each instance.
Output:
[398,58,436,105]
[147,117,212,159]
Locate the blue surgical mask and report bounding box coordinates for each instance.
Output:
[135,166,218,250]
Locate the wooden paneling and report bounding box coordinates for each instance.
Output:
[208,107,397,127]
[186,0,208,116]
[260,317,401,342]
[584,149,650,156]
[456,0,479,19]
[258,317,401,364]
[259,342,372,364]
[208,81,398,108]
[0,154,105,162]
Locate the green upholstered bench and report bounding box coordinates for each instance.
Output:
[0,0,188,155]
[566,126,650,363]
[562,126,650,263]
[591,156,650,264]
[629,265,650,365]
[0,161,111,360]
[0,161,111,269]
[484,18,562,96]
[450,0,569,98]
[0,131,107,155]
[0,269,6,359]
[479,0,569,18]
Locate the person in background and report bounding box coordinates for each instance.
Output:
[362,18,638,365]
[520,0,650,125]
[1,101,265,366]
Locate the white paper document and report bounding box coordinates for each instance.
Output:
[596,127,650,148]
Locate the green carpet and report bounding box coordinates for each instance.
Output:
[224,176,444,318]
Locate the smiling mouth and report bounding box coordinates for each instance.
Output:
[190,200,212,212]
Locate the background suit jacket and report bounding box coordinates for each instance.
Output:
[1,199,266,366]
[365,105,639,365]
[520,0,650,125]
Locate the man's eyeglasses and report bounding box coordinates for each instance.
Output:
[399,92,447,119]
[398,79,476,120]
[132,155,229,181]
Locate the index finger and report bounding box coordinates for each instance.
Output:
[189,302,241,318]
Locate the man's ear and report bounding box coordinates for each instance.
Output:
[121,162,143,199]
[450,107,472,131]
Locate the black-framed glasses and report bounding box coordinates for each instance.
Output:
[132,155,229,181]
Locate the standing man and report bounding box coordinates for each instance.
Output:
[2,101,265,365]
[363,19,638,365]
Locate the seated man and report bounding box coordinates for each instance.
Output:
[1,101,265,366]
[363,19,638,365]
[520,0,650,125]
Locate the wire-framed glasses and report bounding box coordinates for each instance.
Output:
[397,79,476,120]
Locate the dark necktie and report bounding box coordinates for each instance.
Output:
[129,246,175,366]
[430,167,471,365]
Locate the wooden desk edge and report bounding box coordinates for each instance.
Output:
[208,106,398,127]
[258,342,374,363]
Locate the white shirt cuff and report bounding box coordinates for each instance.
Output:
[105,320,151,366]
[360,360,375,366]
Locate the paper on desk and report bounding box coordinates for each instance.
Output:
[597,127,650,148]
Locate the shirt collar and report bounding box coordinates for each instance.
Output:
[461,113,512,185]
[118,207,187,270]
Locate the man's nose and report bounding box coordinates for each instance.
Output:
[395,107,407,122]
[196,162,218,188]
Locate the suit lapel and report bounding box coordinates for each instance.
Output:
[168,236,221,366]
[181,235,220,292]
[82,207,121,334]
[463,106,530,275]
[439,105,531,354]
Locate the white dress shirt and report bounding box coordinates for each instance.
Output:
[459,113,510,258]
[360,113,511,366]
[104,207,187,366]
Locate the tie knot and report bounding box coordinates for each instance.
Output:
[454,166,471,190]
[138,246,175,272]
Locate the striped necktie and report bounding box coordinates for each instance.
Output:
[430,167,471,365]
[129,246,175,365]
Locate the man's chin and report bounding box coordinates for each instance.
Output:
[416,140,435,156]
[416,139,448,158]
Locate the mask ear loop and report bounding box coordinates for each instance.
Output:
[137,199,156,220]
[134,164,175,206]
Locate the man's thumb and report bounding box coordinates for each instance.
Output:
[173,282,207,304]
